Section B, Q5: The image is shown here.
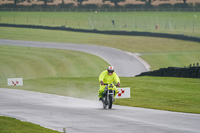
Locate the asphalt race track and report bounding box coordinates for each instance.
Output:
[0,39,150,77]
[0,88,200,133]
[1,39,200,133]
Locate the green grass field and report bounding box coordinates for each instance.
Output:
[141,51,200,70]
[0,45,108,79]
[0,11,200,37]
[0,116,60,133]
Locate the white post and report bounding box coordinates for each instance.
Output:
[88,16,94,29]
[193,15,197,33]
[168,20,173,32]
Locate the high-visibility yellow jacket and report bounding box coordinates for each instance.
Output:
[98,70,120,98]
[99,70,120,84]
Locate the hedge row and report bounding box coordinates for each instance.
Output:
[0,23,200,43]
[136,65,200,78]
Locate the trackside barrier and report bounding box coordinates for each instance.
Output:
[0,23,200,43]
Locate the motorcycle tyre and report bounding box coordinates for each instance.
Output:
[103,101,107,109]
[108,95,113,109]
[102,98,107,109]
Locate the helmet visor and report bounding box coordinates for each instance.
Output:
[108,70,114,73]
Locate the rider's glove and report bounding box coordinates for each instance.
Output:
[100,81,104,85]
[117,82,120,87]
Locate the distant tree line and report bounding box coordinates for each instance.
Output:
[3,0,200,8]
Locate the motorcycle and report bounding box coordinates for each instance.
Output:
[101,83,116,109]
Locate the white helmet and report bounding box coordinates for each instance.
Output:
[107,66,114,73]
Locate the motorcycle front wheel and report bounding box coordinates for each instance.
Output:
[108,95,113,109]
[102,98,107,109]
[103,102,107,109]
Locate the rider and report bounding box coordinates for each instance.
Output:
[98,66,120,101]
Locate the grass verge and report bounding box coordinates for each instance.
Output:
[141,51,200,70]
[0,45,109,80]
[118,76,200,114]
[0,116,60,133]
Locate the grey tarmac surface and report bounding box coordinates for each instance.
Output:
[0,88,200,133]
[0,39,150,77]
